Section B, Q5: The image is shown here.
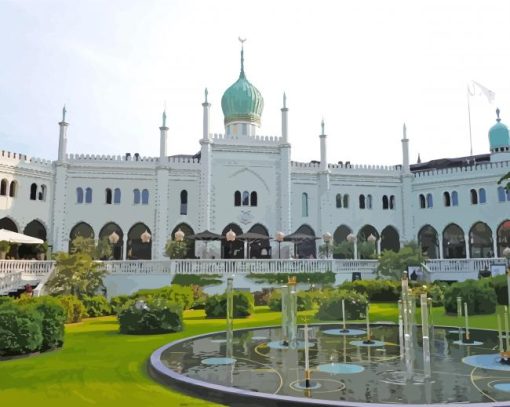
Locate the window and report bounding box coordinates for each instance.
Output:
[343,194,349,208]
[30,183,37,200]
[498,186,506,202]
[105,188,112,204]
[85,187,92,203]
[426,193,433,208]
[443,191,451,207]
[382,195,389,210]
[77,187,84,204]
[234,191,241,206]
[302,193,309,217]
[0,179,6,196]
[9,181,16,197]
[141,189,149,204]
[390,195,395,209]
[479,188,486,204]
[133,189,140,204]
[359,194,366,209]
[250,191,257,207]
[336,194,342,208]
[180,190,188,215]
[452,191,458,206]
[114,188,121,204]
[367,194,373,209]
[470,189,478,205]
[419,194,426,209]
[38,185,46,201]
[242,191,249,206]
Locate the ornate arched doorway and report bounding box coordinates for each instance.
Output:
[20,220,47,259]
[221,223,244,259]
[443,223,466,259]
[418,225,439,259]
[357,225,378,259]
[99,222,124,260]
[247,223,271,259]
[127,223,153,260]
[469,222,493,258]
[170,223,195,258]
[292,224,317,259]
[381,226,400,252]
[0,217,17,232]
[497,220,510,257]
[69,222,94,253]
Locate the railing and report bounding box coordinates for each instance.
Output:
[425,258,506,274]
[0,260,55,276]
[0,271,23,293]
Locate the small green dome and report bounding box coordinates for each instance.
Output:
[221,49,264,126]
[489,108,510,150]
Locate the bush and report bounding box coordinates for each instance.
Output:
[118,298,183,334]
[316,290,368,321]
[253,288,272,306]
[82,295,112,317]
[110,295,131,314]
[267,290,314,312]
[339,280,401,302]
[443,279,497,315]
[411,283,445,307]
[0,304,43,356]
[204,291,254,318]
[0,296,13,306]
[132,285,195,310]
[491,275,508,305]
[246,271,336,285]
[171,274,222,287]
[26,297,66,351]
[58,295,87,323]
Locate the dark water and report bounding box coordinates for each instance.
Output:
[159,324,510,404]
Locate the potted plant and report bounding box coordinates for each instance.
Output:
[35,242,48,260]
[0,240,10,259]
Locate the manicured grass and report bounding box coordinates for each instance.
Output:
[0,303,502,406]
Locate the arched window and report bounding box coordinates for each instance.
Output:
[105,188,112,204]
[250,191,257,207]
[76,187,84,204]
[418,225,439,259]
[0,179,7,196]
[479,188,486,204]
[68,222,94,253]
[498,187,506,202]
[452,191,458,206]
[38,185,46,201]
[470,188,478,205]
[30,183,37,200]
[390,195,395,210]
[469,222,492,258]
[426,193,433,208]
[234,191,241,206]
[382,195,389,210]
[9,181,16,198]
[85,187,92,203]
[443,191,451,207]
[133,189,140,204]
[302,193,309,217]
[141,189,149,204]
[343,194,349,208]
[113,188,121,204]
[419,194,426,209]
[443,223,466,259]
[180,190,188,215]
[336,194,342,208]
[242,191,249,206]
[367,194,372,209]
[359,194,366,209]
[99,222,123,260]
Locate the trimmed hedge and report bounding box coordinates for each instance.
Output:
[246,271,336,285]
[118,298,183,334]
[110,295,130,315]
[267,290,314,312]
[444,279,497,315]
[204,291,254,318]
[82,295,112,317]
[339,280,401,302]
[131,285,195,310]
[28,297,66,350]
[316,290,368,321]
[58,295,87,323]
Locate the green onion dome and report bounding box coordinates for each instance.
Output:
[489,108,510,150]
[221,48,264,126]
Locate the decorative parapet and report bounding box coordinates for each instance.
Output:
[413,160,510,179]
[211,133,280,145]
[291,161,401,175]
[0,150,53,168]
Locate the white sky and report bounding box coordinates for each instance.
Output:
[0,0,509,166]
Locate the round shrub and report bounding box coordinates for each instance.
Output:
[110,295,130,314]
[131,285,194,310]
[26,296,66,351]
[316,290,368,321]
[339,280,401,302]
[267,290,314,312]
[204,291,254,318]
[58,295,87,323]
[444,279,497,315]
[118,298,183,334]
[0,304,43,356]
[491,275,508,305]
[411,283,445,307]
[82,295,112,317]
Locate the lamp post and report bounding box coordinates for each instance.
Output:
[140,230,151,243]
[323,232,332,259]
[109,231,120,260]
[347,233,358,259]
[226,229,236,259]
[276,231,285,259]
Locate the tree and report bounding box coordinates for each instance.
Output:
[46,252,107,298]
[70,236,96,258]
[332,241,354,259]
[95,237,113,260]
[377,241,425,280]
[164,239,188,259]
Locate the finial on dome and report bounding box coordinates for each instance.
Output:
[283,92,287,108]
[417,153,421,164]
[238,37,246,78]
[321,118,325,135]
[204,88,208,103]
[496,108,501,122]
[62,105,66,122]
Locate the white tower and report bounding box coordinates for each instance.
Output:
[57,106,68,162]
[160,110,168,159]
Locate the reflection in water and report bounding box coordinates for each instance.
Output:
[159,325,510,404]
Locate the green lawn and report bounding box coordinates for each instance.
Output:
[0,303,502,406]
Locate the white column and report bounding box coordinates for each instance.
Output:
[281,93,288,142]
[401,123,410,174]
[154,167,169,259]
[58,106,68,162]
[400,123,413,243]
[465,234,470,259]
[319,120,327,172]
[439,241,444,259]
[202,89,211,141]
[279,95,291,234]
[160,111,168,159]
[493,232,498,257]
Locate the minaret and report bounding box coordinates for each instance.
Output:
[320,119,328,171]
[202,88,211,140]
[281,92,288,143]
[401,123,410,174]
[400,122,413,246]
[58,105,68,162]
[159,109,168,159]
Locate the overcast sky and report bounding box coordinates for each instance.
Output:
[1,0,509,166]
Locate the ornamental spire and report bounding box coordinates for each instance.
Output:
[496,108,501,123]
[62,105,66,122]
[238,37,246,79]
[162,105,167,128]
[321,118,325,135]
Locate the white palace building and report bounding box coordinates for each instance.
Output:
[1,48,510,295]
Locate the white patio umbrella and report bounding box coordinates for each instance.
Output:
[0,229,44,244]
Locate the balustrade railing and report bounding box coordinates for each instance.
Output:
[0,260,55,276]
[425,258,506,273]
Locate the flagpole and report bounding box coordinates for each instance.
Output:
[467,86,473,156]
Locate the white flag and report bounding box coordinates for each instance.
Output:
[469,81,495,103]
